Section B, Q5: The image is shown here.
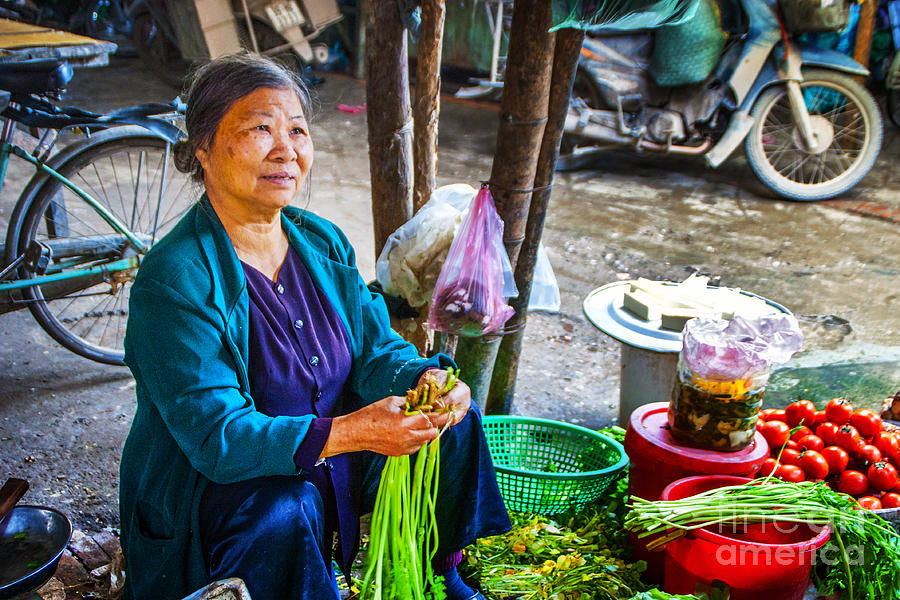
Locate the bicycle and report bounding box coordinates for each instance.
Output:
[0,57,195,365]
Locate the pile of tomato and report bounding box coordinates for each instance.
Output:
[756,398,900,510]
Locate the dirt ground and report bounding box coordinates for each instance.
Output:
[0,54,898,537]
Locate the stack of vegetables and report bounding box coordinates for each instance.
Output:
[460,477,649,600]
[359,368,458,600]
[457,427,720,600]
[757,398,900,510]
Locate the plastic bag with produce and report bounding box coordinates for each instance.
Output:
[375,184,476,308]
[427,184,517,337]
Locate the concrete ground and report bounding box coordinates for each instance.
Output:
[0,54,897,534]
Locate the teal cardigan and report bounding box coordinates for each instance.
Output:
[119,197,448,600]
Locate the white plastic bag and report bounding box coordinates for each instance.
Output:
[529,243,561,312]
[376,184,476,307]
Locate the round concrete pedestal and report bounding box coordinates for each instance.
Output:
[619,343,678,425]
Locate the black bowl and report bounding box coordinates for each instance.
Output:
[0,505,72,599]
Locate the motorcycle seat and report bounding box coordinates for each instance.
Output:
[0,59,73,94]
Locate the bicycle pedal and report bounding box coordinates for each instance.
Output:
[25,241,53,275]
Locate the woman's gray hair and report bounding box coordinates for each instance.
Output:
[172,52,313,183]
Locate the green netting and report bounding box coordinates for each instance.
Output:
[551,0,701,32]
[482,416,628,514]
[648,0,726,87]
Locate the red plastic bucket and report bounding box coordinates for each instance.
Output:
[624,403,769,582]
[660,476,831,600]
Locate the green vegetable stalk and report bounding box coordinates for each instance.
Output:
[360,367,458,600]
[624,479,900,600]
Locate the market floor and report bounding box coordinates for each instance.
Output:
[0,55,897,534]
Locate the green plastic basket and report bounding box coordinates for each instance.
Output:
[482,416,629,514]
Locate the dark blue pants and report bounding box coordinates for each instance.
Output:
[198,407,510,600]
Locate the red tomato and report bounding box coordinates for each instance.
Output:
[775,464,806,483]
[759,408,778,421]
[786,439,801,452]
[763,409,787,422]
[821,445,850,475]
[785,400,817,428]
[758,457,780,478]
[857,496,883,510]
[834,425,862,453]
[761,421,791,450]
[825,398,854,425]
[881,492,900,509]
[872,431,900,461]
[799,450,830,480]
[798,434,825,453]
[850,409,883,439]
[859,444,884,466]
[812,410,828,428]
[837,470,869,496]
[868,462,900,491]
[756,419,766,433]
[790,426,814,443]
[780,448,802,466]
[817,422,839,446]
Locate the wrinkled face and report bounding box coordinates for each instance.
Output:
[196,87,313,217]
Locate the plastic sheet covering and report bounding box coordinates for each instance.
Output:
[550,0,701,31]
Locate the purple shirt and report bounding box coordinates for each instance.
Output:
[241,246,352,553]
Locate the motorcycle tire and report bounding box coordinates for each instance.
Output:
[745,69,882,202]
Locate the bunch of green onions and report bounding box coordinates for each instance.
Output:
[624,478,900,600]
[360,367,459,600]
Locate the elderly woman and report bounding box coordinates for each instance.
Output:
[119,53,510,600]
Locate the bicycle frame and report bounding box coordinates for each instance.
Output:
[0,119,152,295]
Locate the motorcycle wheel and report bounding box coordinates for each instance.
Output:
[745,69,882,201]
[888,89,900,129]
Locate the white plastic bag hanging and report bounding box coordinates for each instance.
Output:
[375,184,476,307]
[528,243,561,312]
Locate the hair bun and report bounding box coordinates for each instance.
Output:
[173,138,198,174]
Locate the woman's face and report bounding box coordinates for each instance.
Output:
[197,87,313,217]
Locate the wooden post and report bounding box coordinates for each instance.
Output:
[453,0,555,409]
[365,0,413,258]
[486,28,586,415]
[413,0,446,213]
[853,0,877,84]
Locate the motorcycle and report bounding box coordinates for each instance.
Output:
[560,0,883,201]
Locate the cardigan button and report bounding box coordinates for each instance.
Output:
[309,355,320,366]
[276,283,285,294]
[294,319,304,329]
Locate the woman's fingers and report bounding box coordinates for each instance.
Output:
[436,379,471,427]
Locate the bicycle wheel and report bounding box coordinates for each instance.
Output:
[744,69,883,201]
[11,128,195,365]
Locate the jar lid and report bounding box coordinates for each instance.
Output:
[625,402,770,473]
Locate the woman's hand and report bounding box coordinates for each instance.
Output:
[322,395,442,457]
[417,368,471,429]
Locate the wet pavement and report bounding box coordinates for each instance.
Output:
[0,55,897,531]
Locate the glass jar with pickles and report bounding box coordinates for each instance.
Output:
[668,356,768,451]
